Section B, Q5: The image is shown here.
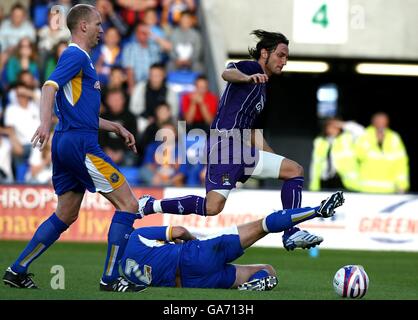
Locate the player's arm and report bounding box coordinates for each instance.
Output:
[251,129,275,153]
[99,117,137,153]
[31,84,57,150]
[137,226,196,242]
[222,68,268,84]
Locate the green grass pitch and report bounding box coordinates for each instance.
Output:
[1,241,417,300]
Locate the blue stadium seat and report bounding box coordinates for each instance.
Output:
[33,5,49,29]
[167,70,199,85]
[119,166,140,186]
[16,163,29,183]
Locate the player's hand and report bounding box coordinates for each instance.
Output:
[117,125,137,154]
[247,73,269,84]
[31,124,51,150]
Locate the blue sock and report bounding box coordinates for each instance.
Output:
[11,213,68,274]
[101,211,136,283]
[249,269,270,282]
[262,206,319,233]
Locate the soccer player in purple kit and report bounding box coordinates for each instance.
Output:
[3,4,145,292]
[139,30,325,251]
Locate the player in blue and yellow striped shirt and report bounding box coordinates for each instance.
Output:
[3,4,145,292]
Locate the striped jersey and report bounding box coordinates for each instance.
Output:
[45,43,101,132]
[212,60,266,131]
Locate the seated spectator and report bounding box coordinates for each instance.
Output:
[8,70,41,106]
[130,63,179,132]
[116,0,159,32]
[3,82,40,171]
[309,117,364,192]
[101,66,129,99]
[25,135,53,185]
[355,112,410,194]
[5,37,40,87]
[167,10,203,73]
[99,88,138,166]
[161,0,196,28]
[138,102,173,164]
[0,3,36,55]
[96,0,129,37]
[139,121,187,187]
[181,75,218,133]
[92,27,123,85]
[143,8,172,63]
[43,40,68,82]
[122,23,165,93]
[0,126,23,183]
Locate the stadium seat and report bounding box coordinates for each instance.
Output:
[33,5,49,29]
[16,163,29,183]
[119,166,141,186]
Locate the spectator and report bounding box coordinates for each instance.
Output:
[129,63,179,132]
[161,0,196,28]
[8,70,41,106]
[0,126,23,183]
[122,23,164,92]
[43,40,68,82]
[355,112,410,194]
[167,10,203,73]
[143,8,166,40]
[181,75,218,132]
[99,88,138,166]
[137,102,173,164]
[3,82,40,171]
[92,27,123,85]
[116,0,159,32]
[139,121,187,187]
[25,135,52,185]
[0,3,36,54]
[96,0,129,37]
[102,66,129,98]
[5,37,40,87]
[309,117,364,192]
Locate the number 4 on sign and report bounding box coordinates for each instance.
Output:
[312,3,329,28]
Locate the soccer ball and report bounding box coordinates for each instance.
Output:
[333,265,369,298]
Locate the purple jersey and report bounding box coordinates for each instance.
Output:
[212,60,266,131]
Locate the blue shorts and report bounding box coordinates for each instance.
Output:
[52,130,125,196]
[205,136,259,193]
[180,232,244,289]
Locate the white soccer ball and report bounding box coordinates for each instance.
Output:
[333,265,369,298]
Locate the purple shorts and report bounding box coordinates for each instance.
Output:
[205,135,259,193]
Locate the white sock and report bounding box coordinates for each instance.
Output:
[153,200,162,213]
[262,218,270,233]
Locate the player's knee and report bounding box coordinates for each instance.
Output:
[55,210,79,226]
[205,201,225,216]
[120,197,139,214]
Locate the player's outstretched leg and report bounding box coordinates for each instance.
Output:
[263,192,344,250]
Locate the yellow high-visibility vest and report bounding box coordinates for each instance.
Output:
[355,126,409,193]
[309,132,360,191]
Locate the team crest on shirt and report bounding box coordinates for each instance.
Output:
[222,174,231,186]
[94,81,101,91]
[110,172,120,183]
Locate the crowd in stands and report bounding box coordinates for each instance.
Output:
[0,1,410,194]
[0,0,210,188]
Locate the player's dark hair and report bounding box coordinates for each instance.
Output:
[66,4,96,32]
[248,30,289,60]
